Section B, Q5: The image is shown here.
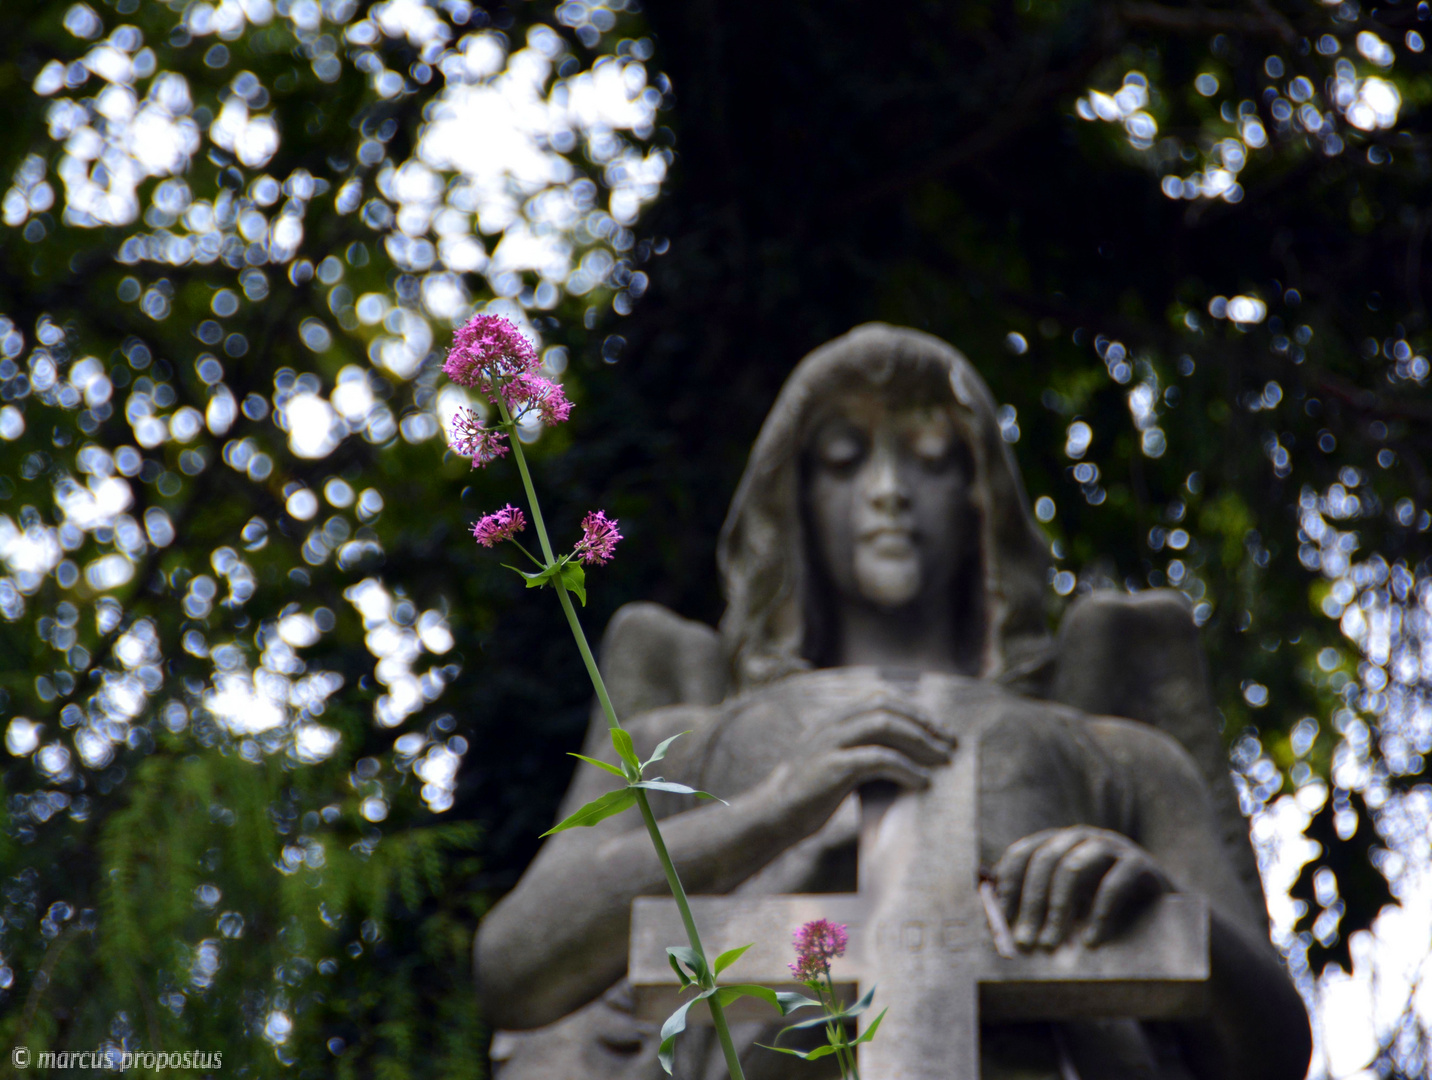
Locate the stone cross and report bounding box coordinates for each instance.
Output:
[628,731,1209,1079]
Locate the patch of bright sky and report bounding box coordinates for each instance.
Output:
[1256,782,1432,1078]
[1237,481,1432,1077]
[1068,55,1432,1053]
[1060,356,1432,1074]
[15,0,666,399]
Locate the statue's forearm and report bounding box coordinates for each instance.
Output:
[1099,719,1312,1079]
[474,785,808,1029]
[1182,911,1312,1080]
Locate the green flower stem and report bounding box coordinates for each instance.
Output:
[633,779,746,1080]
[508,537,546,569]
[500,405,747,1080]
[497,401,557,566]
[823,970,859,1080]
[812,979,847,1079]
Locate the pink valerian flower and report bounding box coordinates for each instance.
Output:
[789,920,849,983]
[573,510,622,565]
[472,505,527,547]
[502,373,573,426]
[449,407,509,467]
[442,315,574,426]
[536,381,572,424]
[443,315,541,393]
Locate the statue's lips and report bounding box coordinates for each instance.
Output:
[858,527,917,554]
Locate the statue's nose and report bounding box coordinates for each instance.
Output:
[863,437,910,514]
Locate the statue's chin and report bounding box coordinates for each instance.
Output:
[854,553,921,607]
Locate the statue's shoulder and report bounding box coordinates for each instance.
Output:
[1047,588,1267,913]
[1047,587,1225,785]
[597,601,729,721]
[577,602,729,766]
[1050,589,1216,751]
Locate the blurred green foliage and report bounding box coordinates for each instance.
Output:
[1,0,1432,1075]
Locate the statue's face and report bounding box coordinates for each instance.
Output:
[805,391,970,608]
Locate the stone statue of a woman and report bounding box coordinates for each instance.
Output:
[478,324,1311,1079]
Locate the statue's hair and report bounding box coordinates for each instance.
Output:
[716,323,1051,689]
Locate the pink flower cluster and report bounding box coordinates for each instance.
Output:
[450,319,620,567]
[573,511,622,565]
[442,315,571,468]
[443,314,540,389]
[472,505,526,547]
[789,919,849,982]
[504,372,573,425]
[450,407,509,467]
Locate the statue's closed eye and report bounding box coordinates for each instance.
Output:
[900,408,958,468]
[816,427,866,468]
[911,427,954,465]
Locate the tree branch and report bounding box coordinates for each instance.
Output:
[1118,1,1297,45]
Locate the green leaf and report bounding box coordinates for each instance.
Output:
[774,991,822,1014]
[712,983,781,1010]
[758,1013,887,1068]
[713,943,752,976]
[567,752,627,779]
[846,984,877,1017]
[643,730,692,770]
[665,946,708,986]
[780,1013,839,1033]
[668,951,693,989]
[852,1007,888,1045]
[506,563,561,589]
[658,996,704,1074]
[539,788,637,837]
[558,560,587,606]
[610,728,642,772]
[783,1012,851,1032]
[781,986,877,1031]
[632,779,727,803]
[755,1042,842,1061]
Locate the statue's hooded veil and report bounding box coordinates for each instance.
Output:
[717,323,1051,689]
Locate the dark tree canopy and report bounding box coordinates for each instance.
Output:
[0,0,1429,1075]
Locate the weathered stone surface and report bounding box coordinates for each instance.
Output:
[630,894,1209,1024]
[630,670,1211,1078]
[477,325,1310,1080]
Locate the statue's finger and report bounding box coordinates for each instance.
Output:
[836,745,933,793]
[837,712,953,765]
[873,698,942,733]
[1013,831,1086,949]
[835,698,951,744]
[992,831,1057,921]
[1084,856,1165,946]
[1038,840,1116,949]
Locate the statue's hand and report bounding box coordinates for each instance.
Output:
[753,699,955,837]
[993,826,1170,950]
